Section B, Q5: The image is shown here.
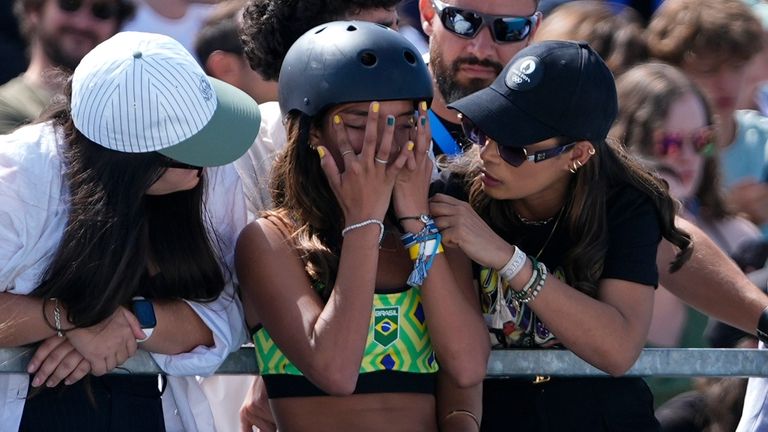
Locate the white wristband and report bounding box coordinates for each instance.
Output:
[498,246,527,282]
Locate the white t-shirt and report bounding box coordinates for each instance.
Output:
[0,122,247,432]
[234,101,286,215]
[121,1,215,59]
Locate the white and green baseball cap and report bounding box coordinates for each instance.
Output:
[71,31,260,167]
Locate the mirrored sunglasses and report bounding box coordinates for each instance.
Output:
[430,0,539,44]
[656,127,715,157]
[460,115,575,167]
[57,0,119,21]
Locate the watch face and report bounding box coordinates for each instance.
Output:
[132,299,157,329]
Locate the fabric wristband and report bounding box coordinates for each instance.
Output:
[408,238,445,260]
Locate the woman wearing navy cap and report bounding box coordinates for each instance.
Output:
[431,40,691,430]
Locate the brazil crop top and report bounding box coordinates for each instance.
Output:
[251,285,438,398]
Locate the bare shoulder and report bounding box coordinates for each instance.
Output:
[237,216,294,255]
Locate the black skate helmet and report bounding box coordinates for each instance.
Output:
[279,20,433,117]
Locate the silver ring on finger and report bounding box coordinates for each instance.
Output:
[374,156,388,165]
[341,150,354,157]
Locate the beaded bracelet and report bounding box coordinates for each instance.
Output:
[514,257,540,299]
[512,260,548,303]
[341,219,385,244]
[498,246,527,283]
[519,262,548,303]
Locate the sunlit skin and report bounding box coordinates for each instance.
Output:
[32,0,120,70]
[655,92,709,201]
[146,167,202,195]
[313,100,417,171]
[419,0,540,120]
[478,137,594,220]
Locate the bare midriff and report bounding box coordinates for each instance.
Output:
[271,392,437,432]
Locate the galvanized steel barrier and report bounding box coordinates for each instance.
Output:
[2,347,767,377]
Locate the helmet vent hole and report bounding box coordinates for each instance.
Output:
[360,51,378,67]
[315,26,326,34]
[347,25,357,31]
[403,50,417,65]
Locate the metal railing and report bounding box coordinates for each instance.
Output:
[2,347,767,377]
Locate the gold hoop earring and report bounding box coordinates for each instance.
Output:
[575,160,583,168]
[588,148,596,156]
[570,161,580,173]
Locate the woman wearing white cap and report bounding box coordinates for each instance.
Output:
[431,40,692,430]
[236,21,489,431]
[0,31,260,431]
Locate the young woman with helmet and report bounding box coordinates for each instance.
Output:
[236,21,489,432]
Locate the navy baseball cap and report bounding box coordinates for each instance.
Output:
[448,40,618,148]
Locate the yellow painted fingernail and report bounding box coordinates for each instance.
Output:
[317,146,326,158]
[407,141,414,151]
[420,101,428,111]
[372,102,380,113]
[333,115,341,125]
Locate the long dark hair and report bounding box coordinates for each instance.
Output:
[452,138,692,297]
[31,85,225,328]
[267,111,342,299]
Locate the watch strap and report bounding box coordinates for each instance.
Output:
[132,296,156,343]
[137,327,154,343]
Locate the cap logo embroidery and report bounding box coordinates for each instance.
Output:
[505,56,542,91]
[199,75,213,101]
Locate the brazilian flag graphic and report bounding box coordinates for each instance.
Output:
[374,306,400,348]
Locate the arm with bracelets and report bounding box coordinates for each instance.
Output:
[392,109,489,392]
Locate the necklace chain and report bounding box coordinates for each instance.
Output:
[532,207,565,260]
[516,213,555,226]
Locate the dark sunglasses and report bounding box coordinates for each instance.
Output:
[430,0,539,44]
[656,127,715,157]
[461,115,575,167]
[57,0,119,21]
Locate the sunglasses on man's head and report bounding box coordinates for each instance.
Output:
[460,116,575,167]
[57,0,119,21]
[656,127,715,157]
[430,0,539,44]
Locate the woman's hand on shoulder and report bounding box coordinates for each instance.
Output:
[318,102,412,223]
[393,102,432,218]
[65,306,145,375]
[430,193,513,269]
